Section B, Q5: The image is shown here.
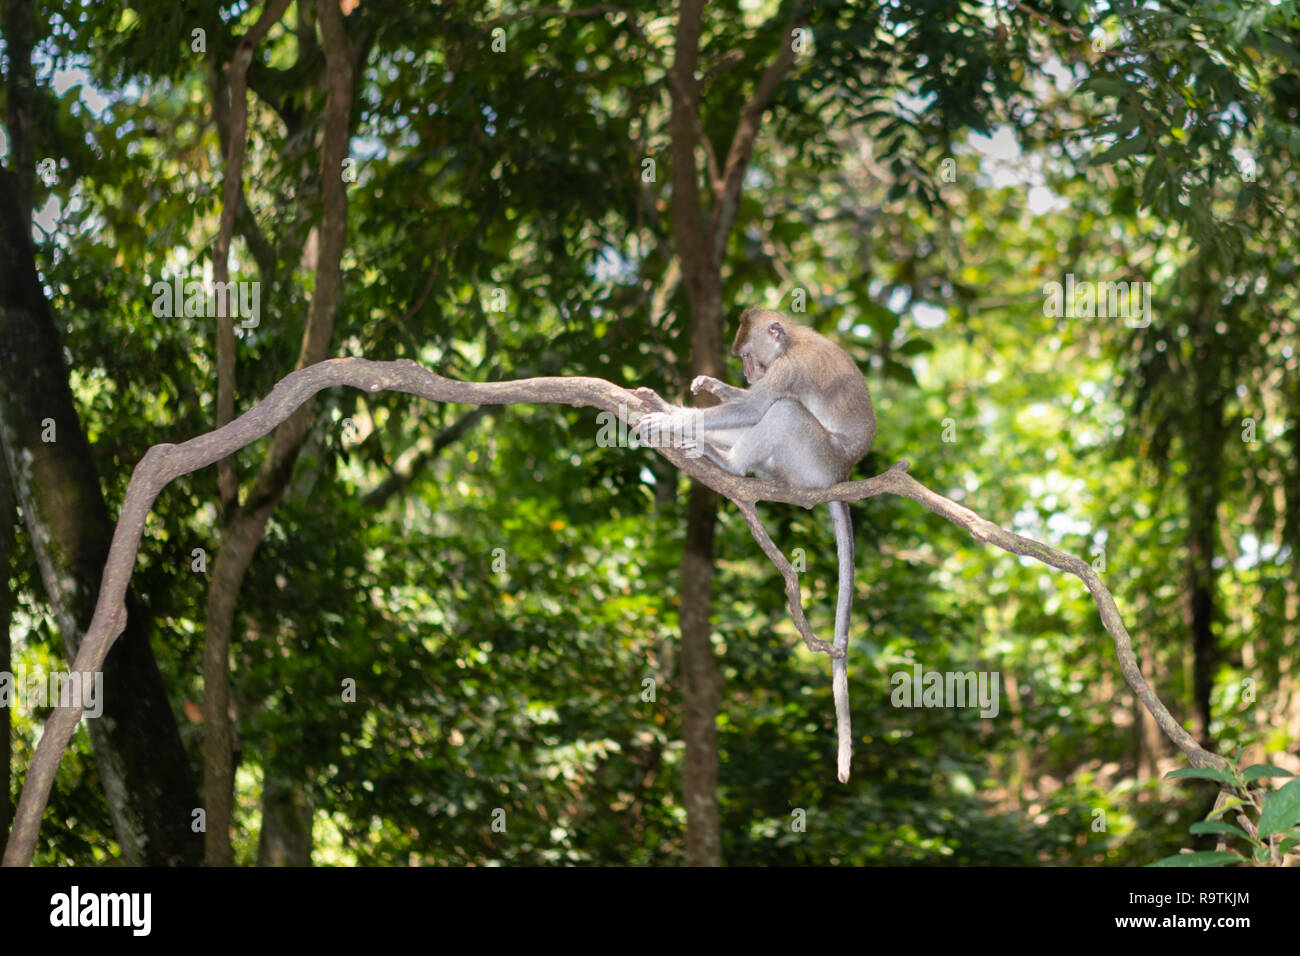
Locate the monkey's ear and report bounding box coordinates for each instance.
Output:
[766,321,786,345]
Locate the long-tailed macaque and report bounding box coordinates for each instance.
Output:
[636,308,876,782]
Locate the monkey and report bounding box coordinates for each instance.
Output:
[636,308,876,783]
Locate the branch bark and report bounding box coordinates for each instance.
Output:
[211,0,293,516]
[1,358,1228,866]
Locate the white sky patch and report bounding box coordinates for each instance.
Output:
[52,67,108,113]
[967,125,1069,215]
[1041,56,1083,93]
[912,302,947,329]
[1046,511,1092,538]
[1237,532,1281,570]
[592,246,636,283]
[1230,145,1258,179]
[32,195,68,236]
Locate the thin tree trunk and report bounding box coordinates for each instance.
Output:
[257,755,313,866]
[679,482,724,865]
[1183,376,1225,750]
[1136,642,1164,781]
[665,0,799,864]
[1185,516,1217,748]
[202,0,354,864]
[3,0,35,228]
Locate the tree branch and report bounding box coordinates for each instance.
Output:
[711,18,803,265]
[1,359,1227,865]
[211,0,294,515]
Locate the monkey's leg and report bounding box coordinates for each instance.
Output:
[721,400,844,487]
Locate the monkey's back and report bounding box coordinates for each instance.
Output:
[780,325,877,463]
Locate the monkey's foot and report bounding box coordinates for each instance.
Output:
[637,411,696,449]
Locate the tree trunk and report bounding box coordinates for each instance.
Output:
[1183,373,1224,751]
[679,482,724,865]
[0,171,201,865]
[0,455,14,846]
[1185,515,1217,748]
[0,0,33,851]
[257,755,313,866]
[202,0,354,863]
[677,273,727,867]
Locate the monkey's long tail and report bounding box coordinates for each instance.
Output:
[829,499,854,783]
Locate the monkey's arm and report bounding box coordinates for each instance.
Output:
[687,393,777,429]
[637,398,771,445]
[636,382,776,440]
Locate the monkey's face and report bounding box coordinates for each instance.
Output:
[732,309,788,383]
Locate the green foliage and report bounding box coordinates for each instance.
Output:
[6,0,1299,866]
[1152,764,1300,866]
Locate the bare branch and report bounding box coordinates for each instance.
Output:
[612,12,721,188]
[1,359,1228,865]
[734,500,837,657]
[711,19,803,264]
[1006,0,1089,44]
[211,0,294,515]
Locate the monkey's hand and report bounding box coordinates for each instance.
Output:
[690,375,745,403]
[689,375,724,395]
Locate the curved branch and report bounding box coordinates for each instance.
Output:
[1,358,1226,865]
[733,500,837,657]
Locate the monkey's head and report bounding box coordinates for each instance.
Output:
[732,308,791,383]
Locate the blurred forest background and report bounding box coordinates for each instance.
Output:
[2,0,1299,866]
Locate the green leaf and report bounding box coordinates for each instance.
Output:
[1083,75,1131,98]
[1266,32,1300,71]
[881,357,919,387]
[1242,764,1294,781]
[1092,134,1148,166]
[897,337,935,356]
[857,302,899,338]
[1188,821,1253,842]
[1148,851,1243,867]
[1258,778,1300,837]
[1166,766,1235,784]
